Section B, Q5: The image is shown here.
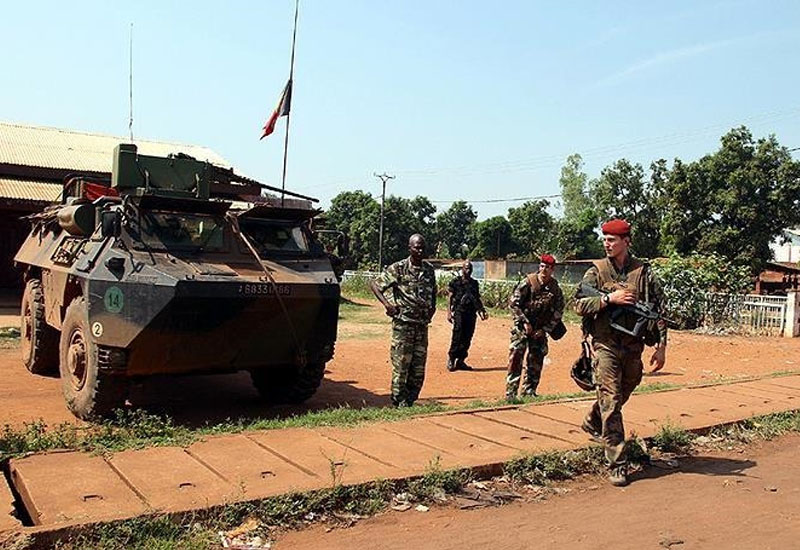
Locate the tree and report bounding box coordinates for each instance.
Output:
[555,154,602,259]
[471,216,516,259]
[325,191,380,267]
[381,195,426,265]
[555,209,603,259]
[560,153,592,220]
[436,201,478,259]
[660,126,800,272]
[590,158,663,258]
[507,200,556,259]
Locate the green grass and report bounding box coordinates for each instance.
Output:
[651,422,694,454]
[0,326,20,339]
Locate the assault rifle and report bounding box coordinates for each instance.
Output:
[577,283,672,338]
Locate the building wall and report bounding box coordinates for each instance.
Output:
[0,203,40,289]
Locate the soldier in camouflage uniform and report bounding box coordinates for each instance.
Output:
[505,254,565,400]
[370,234,437,407]
[575,218,668,487]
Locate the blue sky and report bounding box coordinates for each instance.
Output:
[2,1,799,219]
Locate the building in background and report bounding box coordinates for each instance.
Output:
[0,121,230,294]
[770,228,800,264]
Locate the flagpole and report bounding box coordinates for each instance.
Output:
[281,0,300,206]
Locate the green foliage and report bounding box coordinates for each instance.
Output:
[435,200,477,259]
[590,158,664,258]
[507,199,556,259]
[651,423,694,454]
[504,448,606,485]
[471,216,516,258]
[651,253,752,328]
[325,190,380,268]
[660,127,800,273]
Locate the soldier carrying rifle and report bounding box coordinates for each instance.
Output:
[574,218,668,487]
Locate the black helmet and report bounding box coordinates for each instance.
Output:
[571,341,595,392]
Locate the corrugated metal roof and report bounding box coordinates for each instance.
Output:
[0,178,61,202]
[0,121,231,172]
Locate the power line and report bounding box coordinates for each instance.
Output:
[301,106,800,193]
[429,194,561,204]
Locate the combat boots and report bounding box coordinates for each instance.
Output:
[609,463,628,487]
[581,419,603,444]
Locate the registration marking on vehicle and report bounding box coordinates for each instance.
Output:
[238,283,291,296]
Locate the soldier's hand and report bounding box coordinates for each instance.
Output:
[447,309,453,323]
[608,289,636,306]
[524,322,535,337]
[649,345,666,372]
[479,310,488,321]
[385,304,400,317]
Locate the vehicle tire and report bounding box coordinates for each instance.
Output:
[59,298,128,419]
[20,279,59,375]
[250,362,326,404]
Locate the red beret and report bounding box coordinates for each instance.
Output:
[540,254,556,266]
[601,218,631,236]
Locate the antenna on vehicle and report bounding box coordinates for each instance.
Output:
[128,22,134,143]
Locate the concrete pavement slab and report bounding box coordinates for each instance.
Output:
[108,447,233,513]
[9,452,147,526]
[763,376,800,391]
[319,426,448,475]
[691,388,789,418]
[187,435,319,499]
[0,476,21,533]
[382,418,512,469]
[429,412,567,453]
[247,428,398,486]
[474,409,586,446]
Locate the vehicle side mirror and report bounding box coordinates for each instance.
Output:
[100,210,122,238]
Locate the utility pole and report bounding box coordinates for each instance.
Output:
[374,172,395,270]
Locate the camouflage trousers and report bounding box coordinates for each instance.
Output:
[505,323,548,399]
[583,341,644,466]
[390,320,429,407]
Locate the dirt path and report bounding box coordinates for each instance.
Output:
[278,433,800,550]
[1,301,799,427]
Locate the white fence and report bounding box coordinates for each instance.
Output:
[704,293,787,336]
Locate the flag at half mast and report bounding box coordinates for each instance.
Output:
[260,80,292,139]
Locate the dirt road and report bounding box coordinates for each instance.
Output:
[1,301,799,427]
[278,433,800,550]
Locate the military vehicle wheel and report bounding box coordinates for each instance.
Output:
[250,362,326,404]
[20,279,59,375]
[59,298,128,419]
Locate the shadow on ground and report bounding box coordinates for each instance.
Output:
[634,455,757,483]
[126,371,389,428]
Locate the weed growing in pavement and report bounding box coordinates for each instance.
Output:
[651,422,694,454]
[0,326,20,339]
[708,410,800,444]
[504,447,607,485]
[406,456,471,499]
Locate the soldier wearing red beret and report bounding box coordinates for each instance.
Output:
[575,218,668,487]
[505,254,565,401]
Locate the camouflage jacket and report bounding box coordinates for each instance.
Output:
[377,257,437,325]
[509,274,565,332]
[575,255,668,347]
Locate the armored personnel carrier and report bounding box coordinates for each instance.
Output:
[15,144,340,419]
